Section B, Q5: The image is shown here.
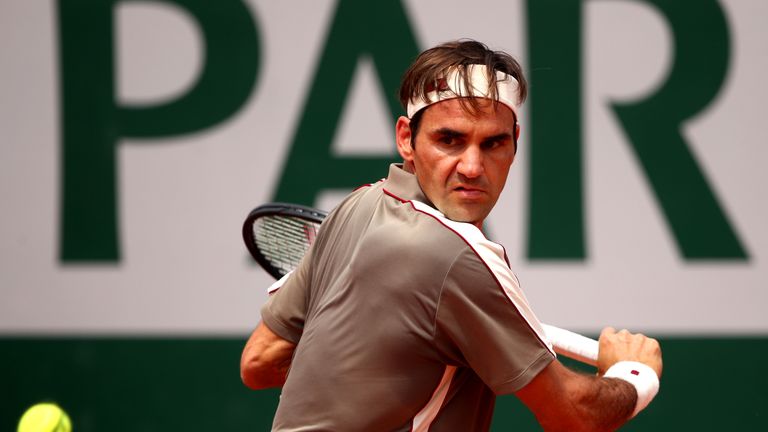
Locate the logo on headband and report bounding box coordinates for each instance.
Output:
[425,78,450,94]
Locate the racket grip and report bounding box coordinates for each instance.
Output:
[542,324,599,367]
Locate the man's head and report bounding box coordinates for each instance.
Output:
[395,40,527,229]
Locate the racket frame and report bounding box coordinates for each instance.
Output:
[242,202,327,279]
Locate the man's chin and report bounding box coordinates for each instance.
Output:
[434,201,490,225]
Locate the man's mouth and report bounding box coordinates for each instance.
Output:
[453,186,485,198]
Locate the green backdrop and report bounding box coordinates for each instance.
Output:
[3,337,766,430]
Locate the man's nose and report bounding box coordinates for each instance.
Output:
[457,145,484,179]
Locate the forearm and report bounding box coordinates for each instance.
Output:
[240,321,296,389]
[517,361,638,432]
[562,374,636,432]
[241,340,293,389]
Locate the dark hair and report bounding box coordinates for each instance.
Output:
[399,39,527,126]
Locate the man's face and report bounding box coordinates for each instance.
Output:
[396,98,518,229]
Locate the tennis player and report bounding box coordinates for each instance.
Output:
[241,39,662,431]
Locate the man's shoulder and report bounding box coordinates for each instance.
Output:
[393,198,501,254]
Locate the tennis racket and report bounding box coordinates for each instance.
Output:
[243,202,599,367]
[243,203,327,280]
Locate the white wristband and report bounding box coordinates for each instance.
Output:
[604,361,660,417]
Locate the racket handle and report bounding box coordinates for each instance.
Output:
[542,324,599,367]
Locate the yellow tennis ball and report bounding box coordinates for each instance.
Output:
[17,403,72,432]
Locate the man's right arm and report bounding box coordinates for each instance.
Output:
[241,246,313,390]
[240,321,296,390]
[515,327,662,432]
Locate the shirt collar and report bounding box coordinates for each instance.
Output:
[383,163,434,207]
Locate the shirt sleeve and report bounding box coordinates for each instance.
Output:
[258,200,345,345]
[260,245,314,344]
[435,246,555,395]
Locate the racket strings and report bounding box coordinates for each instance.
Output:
[253,215,321,276]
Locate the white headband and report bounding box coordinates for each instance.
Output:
[406,64,520,118]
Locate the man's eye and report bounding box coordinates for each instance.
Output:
[439,136,455,146]
[483,139,508,150]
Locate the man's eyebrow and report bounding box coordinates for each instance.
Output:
[431,127,466,138]
[483,132,513,142]
[429,128,513,143]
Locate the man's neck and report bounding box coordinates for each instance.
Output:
[402,160,415,173]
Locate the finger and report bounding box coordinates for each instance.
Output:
[600,326,617,338]
[647,337,660,352]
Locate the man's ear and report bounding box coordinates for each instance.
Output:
[513,123,521,155]
[396,116,414,162]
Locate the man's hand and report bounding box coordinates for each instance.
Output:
[597,327,663,378]
[516,327,663,430]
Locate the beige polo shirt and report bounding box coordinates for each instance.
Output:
[261,164,554,431]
